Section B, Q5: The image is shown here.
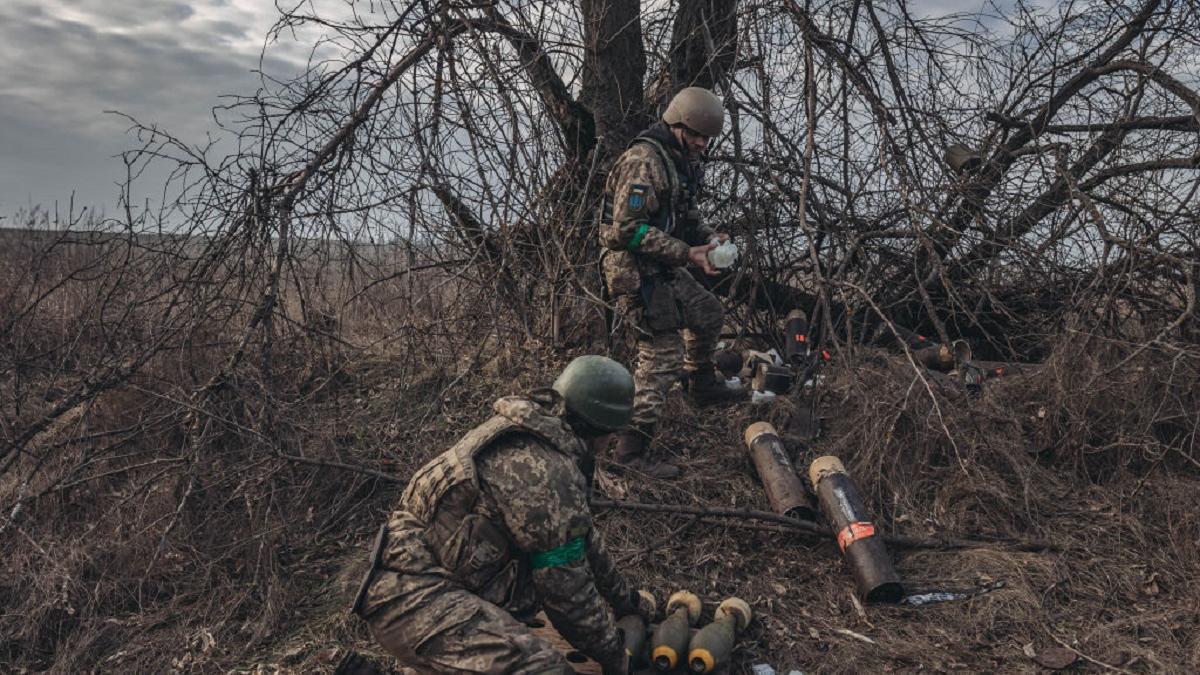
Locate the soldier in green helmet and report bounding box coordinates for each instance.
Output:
[600,86,746,480]
[353,355,654,674]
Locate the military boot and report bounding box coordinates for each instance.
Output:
[611,428,682,480]
[687,365,748,406]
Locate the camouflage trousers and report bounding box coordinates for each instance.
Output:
[365,567,571,674]
[617,269,723,430]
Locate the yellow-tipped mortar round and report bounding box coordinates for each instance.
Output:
[650,590,702,671]
[687,597,752,673]
[615,590,656,668]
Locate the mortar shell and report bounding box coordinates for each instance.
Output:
[650,608,692,671]
[651,592,699,672]
[616,613,649,667]
[686,597,750,673]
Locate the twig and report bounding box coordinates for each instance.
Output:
[613,514,702,567]
[834,628,877,645]
[277,452,402,484]
[1047,631,1137,675]
[591,498,1057,552]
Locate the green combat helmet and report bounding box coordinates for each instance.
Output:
[553,355,634,432]
[663,86,725,137]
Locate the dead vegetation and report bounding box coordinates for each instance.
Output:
[2,0,1200,672]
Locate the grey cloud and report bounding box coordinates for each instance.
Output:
[201,19,249,43]
[0,1,305,213]
[37,0,199,31]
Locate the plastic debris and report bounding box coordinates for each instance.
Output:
[901,591,967,606]
[901,580,1007,607]
[751,390,777,403]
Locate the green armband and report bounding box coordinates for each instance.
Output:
[530,536,586,569]
[627,224,650,251]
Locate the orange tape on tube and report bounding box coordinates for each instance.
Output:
[836,521,876,552]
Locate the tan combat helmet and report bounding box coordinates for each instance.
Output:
[663,87,725,137]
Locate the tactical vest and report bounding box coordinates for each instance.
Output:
[634,136,684,237]
[397,396,586,611]
[599,135,701,241]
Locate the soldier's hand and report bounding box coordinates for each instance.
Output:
[688,243,720,276]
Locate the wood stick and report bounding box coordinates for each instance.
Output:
[591,498,1057,552]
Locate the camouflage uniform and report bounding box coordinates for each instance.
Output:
[600,122,724,430]
[354,394,641,674]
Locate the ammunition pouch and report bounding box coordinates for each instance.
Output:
[437,512,515,598]
[639,275,681,333]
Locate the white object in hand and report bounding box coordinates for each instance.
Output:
[707,241,738,269]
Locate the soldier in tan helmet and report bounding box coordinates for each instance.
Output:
[353,356,654,674]
[600,86,745,480]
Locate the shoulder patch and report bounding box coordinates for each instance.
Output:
[627,184,649,211]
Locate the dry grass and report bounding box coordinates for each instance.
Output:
[2,227,1199,673]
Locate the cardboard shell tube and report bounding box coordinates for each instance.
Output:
[784,309,810,365]
[913,343,955,371]
[744,422,817,519]
[944,143,982,173]
[751,363,793,394]
[809,456,904,603]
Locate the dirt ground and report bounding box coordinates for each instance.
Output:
[3,333,1197,673]
[237,336,1199,674]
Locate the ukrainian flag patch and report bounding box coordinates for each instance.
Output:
[627,184,649,211]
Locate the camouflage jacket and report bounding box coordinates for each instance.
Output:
[362,393,638,668]
[600,122,716,297]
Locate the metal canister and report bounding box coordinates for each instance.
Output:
[744,422,817,519]
[808,456,903,603]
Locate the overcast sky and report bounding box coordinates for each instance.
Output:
[0,0,314,220]
[0,0,1006,223]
